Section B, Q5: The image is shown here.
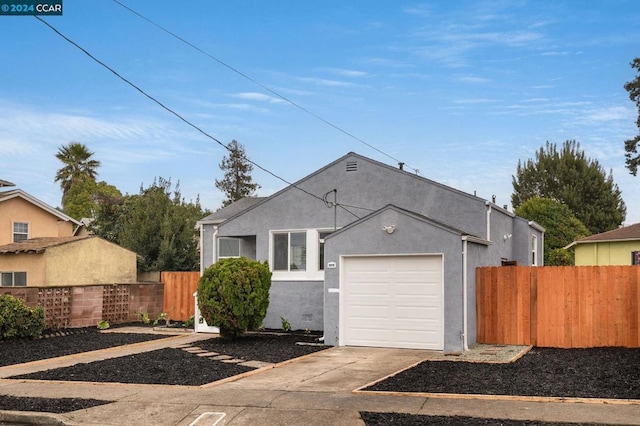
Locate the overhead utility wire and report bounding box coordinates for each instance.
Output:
[34,16,363,219]
[111,0,421,176]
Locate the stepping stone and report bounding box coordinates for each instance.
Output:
[211,355,232,360]
[197,352,219,357]
[183,347,207,353]
[172,344,193,349]
[221,358,245,364]
[240,360,274,369]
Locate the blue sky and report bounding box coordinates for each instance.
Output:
[1,1,638,224]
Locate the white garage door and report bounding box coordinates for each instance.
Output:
[342,255,443,350]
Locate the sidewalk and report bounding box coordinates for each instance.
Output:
[1,331,639,425]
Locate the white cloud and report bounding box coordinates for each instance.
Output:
[232,92,286,104]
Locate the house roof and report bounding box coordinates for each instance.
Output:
[0,180,15,187]
[197,197,267,225]
[564,222,640,249]
[0,189,81,227]
[0,236,93,254]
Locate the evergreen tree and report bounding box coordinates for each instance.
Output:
[215,140,260,207]
[515,197,590,265]
[90,178,209,272]
[623,57,640,175]
[512,140,626,234]
[63,179,121,220]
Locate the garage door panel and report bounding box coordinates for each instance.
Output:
[343,255,443,350]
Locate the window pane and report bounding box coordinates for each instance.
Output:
[14,222,28,233]
[1,273,12,286]
[290,232,306,271]
[14,272,26,286]
[319,231,332,270]
[219,238,240,257]
[273,234,288,271]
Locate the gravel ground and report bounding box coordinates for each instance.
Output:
[360,412,605,425]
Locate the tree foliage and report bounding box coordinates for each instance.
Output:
[63,179,121,220]
[54,142,101,197]
[215,140,260,207]
[512,140,626,234]
[90,177,208,272]
[197,257,271,339]
[623,57,640,176]
[515,197,590,266]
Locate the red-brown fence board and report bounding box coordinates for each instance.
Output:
[161,271,200,321]
[476,265,640,348]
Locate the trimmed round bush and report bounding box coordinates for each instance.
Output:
[0,294,45,339]
[197,257,271,338]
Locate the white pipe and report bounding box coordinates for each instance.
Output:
[462,237,469,351]
[212,226,218,266]
[486,203,491,241]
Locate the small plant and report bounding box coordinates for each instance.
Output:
[184,315,195,328]
[0,294,45,339]
[154,312,170,326]
[280,316,291,332]
[139,309,150,325]
[97,320,110,330]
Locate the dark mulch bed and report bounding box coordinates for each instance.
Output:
[5,330,328,386]
[0,328,167,367]
[360,412,603,425]
[365,347,640,400]
[0,395,110,414]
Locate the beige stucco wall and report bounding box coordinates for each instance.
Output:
[0,252,46,285]
[44,237,137,286]
[0,197,75,245]
[574,241,640,265]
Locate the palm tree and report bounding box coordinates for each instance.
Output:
[54,142,101,197]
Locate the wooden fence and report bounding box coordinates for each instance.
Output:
[161,271,200,321]
[477,266,640,348]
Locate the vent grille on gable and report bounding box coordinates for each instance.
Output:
[346,161,358,172]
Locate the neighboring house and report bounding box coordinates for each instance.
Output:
[0,236,137,287]
[198,152,544,353]
[565,223,640,266]
[0,188,82,245]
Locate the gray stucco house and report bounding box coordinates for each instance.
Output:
[198,152,544,353]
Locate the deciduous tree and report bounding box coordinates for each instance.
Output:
[512,140,626,235]
[515,197,590,265]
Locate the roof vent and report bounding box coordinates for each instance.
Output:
[346,161,358,172]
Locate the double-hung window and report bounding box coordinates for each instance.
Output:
[273,232,306,271]
[1,272,26,286]
[318,231,333,270]
[531,234,538,266]
[13,222,29,242]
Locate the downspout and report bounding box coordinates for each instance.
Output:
[485,201,491,241]
[199,224,205,275]
[461,236,469,351]
[212,226,218,267]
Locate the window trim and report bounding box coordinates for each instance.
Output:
[12,221,29,243]
[270,229,338,281]
[531,234,538,266]
[272,230,307,272]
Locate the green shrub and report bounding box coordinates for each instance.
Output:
[0,294,45,339]
[197,257,271,339]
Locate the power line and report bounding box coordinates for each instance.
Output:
[33,15,367,219]
[111,0,421,176]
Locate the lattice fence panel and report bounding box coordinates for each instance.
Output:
[102,285,130,323]
[38,287,71,329]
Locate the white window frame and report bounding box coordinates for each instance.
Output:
[1,271,27,287]
[12,221,29,243]
[318,230,334,271]
[531,234,538,266]
[270,229,335,281]
[218,237,241,259]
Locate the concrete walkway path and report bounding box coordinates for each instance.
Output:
[1,331,638,425]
